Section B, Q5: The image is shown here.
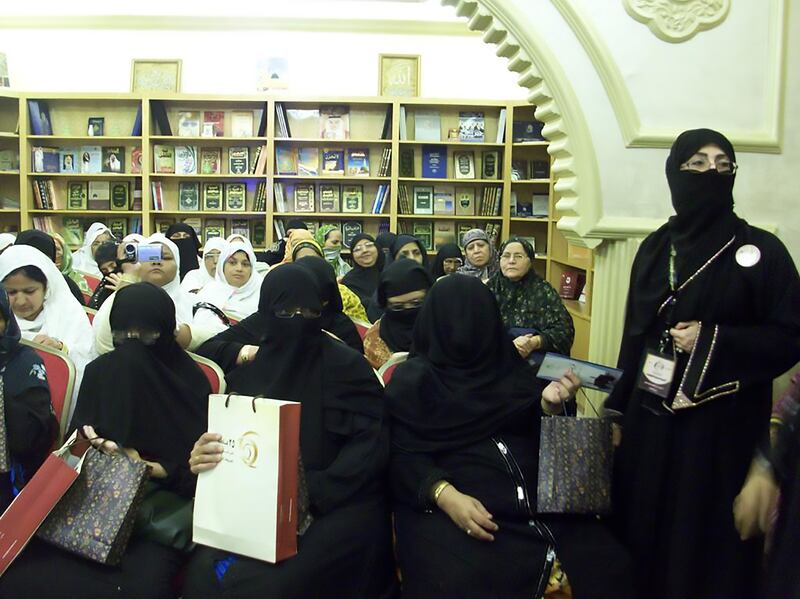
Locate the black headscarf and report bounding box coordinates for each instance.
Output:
[374,232,397,269]
[626,128,739,335]
[341,233,383,306]
[69,283,209,494]
[377,259,433,353]
[15,230,56,262]
[0,287,48,399]
[390,234,429,268]
[386,274,541,452]
[430,242,463,279]
[295,256,363,353]
[165,223,201,281]
[285,219,308,233]
[93,240,119,269]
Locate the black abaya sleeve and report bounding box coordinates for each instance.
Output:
[195,313,265,373]
[6,386,56,462]
[390,445,450,510]
[64,275,86,305]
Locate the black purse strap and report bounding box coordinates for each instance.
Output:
[192,302,231,327]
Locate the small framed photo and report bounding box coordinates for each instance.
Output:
[87,117,105,137]
[379,54,420,97]
[130,59,182,93]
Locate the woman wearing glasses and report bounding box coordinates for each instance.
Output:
[363,259,433,370]
[487,238,574,360]
[605,129,800,599]
[186,264,397,599]
[430,243,464,279]
[180,237,227,295]
[341,233,384,318]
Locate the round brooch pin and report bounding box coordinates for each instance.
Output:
[735,244,761,267]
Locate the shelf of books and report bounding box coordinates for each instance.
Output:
[0,91,21,233]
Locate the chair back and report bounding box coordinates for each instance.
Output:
[377,352,409,385]
[188,352,226,394]
[82,291,93,305]
[351,319,371,341]
[223,312,239,326]
[83,306,97,324]
[82,274,101,292]
[20,339,76,445]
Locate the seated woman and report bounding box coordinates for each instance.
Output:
[386,275,632,599]
[181,237,227,295]
[193,240,263,338]
[186,264,396,599]
[71,222,114,277]
[295,256,364,352]
[0,283,209,599]
[166,222,201,281]
[0,287,56,513]
[315,224,351,278]
[487,238,574,359]
[0,245,96,424]
[341,233,383,320]
[457,229,498,283]
[363,259,433,370]
[430,242,464,279]
[0,233,15,255]
[390,234,429,268]
[52,232,91,299]
[93,234,196,355]
[15,229,85,305]
[87,240,121,309]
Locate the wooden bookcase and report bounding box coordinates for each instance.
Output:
[12,92,593,356]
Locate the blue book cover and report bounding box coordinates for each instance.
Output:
[422,145,447,179]
[131,105,143,136]
[322,149,344,175]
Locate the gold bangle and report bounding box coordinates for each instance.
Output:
[432,480,450,505]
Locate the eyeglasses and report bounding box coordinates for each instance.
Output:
[274,307,322,319]
[204,253,220,263]
[442,258,463,267]
[386,298,424,311]
[111,330,161,346]
[352,242,376,255]
[500,252,530,261]
[680,155,738,175]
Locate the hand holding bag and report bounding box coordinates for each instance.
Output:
[537,398,614,515]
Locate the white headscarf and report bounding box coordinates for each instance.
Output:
[147,233,194,325]
[71,222,113,276]
[0,233,16,254]
[181,237,228,294]
[225,233,253,249]
[196,241,262,320]
[122,233,146,244]
[0,245,97,421]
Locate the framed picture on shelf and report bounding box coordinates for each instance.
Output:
[379,54,420,97]
[130,59,182,93]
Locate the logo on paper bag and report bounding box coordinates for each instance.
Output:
[221,431,261,468]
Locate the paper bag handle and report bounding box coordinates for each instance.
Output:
[223,393,268,413]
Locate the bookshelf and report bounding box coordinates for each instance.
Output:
[13,92,593,356]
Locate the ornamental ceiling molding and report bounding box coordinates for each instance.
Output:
[622,0,730,43]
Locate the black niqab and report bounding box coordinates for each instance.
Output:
[377,259,433,353]
[430,242,463,279]
[165,223,201,281]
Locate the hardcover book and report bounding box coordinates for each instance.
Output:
[251,222,266,247]
[399,148,414,178]
[319,184,341,213]
[102,147,125,174]
[453,151,475,180]
[293,184,315,212]
[230,219,249,238]
[231,111,254,137]
[181,218,202,238]
[341,221,363,249]
[109,218,128,239]
[228,147,249,175]
[154,218,174,234]
[433,186,455,215]
[412,221,433,251]
[32,147,59,173]
[87,117,104,137]
[319,106,350,140]
[276,146,298,175]
[203,183,223,211]
[511,160,528,181]
[153,145,175,174]
[27,100,53,135]
[413,186,434,215]
[321,149,344,176]
[346,149,370,177]
[512,120,545,142]
[433,221,457,249]
[87,181,110,210]
[532,194,549,217]
[62,218,83,246]
[482,151,500,180]
[175,146,198,175]
[59,147,79,174]
[178,111,201,137]
[200,148,222,175]
[67,182,87,210]
[531,159,550,179]
[203,111,225,137]
[130,147,142,174]
[458,112,485,142]
[110,182,129,211]
[179,182,201,211]
[204,219,226,241]
[298,147,319,176]
[421,145,447,179]
[414,111,441,142]
[341,185,363,213]
[0,150,17,172]
[225,183,247,212]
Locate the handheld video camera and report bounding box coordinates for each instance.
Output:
[122,243,163,264]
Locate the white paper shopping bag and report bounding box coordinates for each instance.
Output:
[193,394,301,563]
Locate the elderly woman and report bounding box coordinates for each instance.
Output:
[430,242,464,279]
[389,234,428,268]
[457,229,498,283]
[487,238,574,359]
[71,222,115,276]
[606,129,800,599]
[315,224,351,278]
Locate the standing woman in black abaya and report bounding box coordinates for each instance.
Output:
[606,129,800,599]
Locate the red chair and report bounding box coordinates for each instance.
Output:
[378,352,408,385]
[21,339,76,445]
[82,274,101,292]
[83,306,97,324]
[81,291,93,305]
[223,312,239,326]
[188,352,226,394]
[351,319,371,341]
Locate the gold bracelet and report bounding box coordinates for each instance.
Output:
[432,480,451,505]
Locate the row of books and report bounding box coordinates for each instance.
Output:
[396,220,501,252]
[32,146,139,175]
[28,100,144,137]
[0,150,19,171]
[176,110,266,138]
[153,145,267,176]
[150,181,248,212]
[275,104,392,141]
[399,109,503,144]
[273,182,386,214]
[414,146,503,180]
[397,185,502,217]
[155,217,267,247]
[511,159,550,181]
[510,192,549,218]
[275,146,391,178]
[32,179,141,211]
[273,218,366,249]
[33,216,143,246]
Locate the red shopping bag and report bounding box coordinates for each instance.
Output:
[0,431,87,576]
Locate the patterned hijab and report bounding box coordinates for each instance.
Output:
[457,229,498,281]
[281,230,322,264]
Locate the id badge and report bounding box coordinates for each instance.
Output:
[636,351,676,398]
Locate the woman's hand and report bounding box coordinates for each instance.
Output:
[104,272,129,293]
[32,334,63,351]
[512,334,540,358]
[733,460,779,540]
[175,324,192,349]
[236,345,259,365]
[189,432,224,475]
[670,321,699,353]
[82,425,166,476]
[541,370,581,415]
[436,485,498,542]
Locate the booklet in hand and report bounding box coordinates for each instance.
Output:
[537,352,623,393]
